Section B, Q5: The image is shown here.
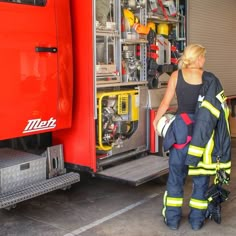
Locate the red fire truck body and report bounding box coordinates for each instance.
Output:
[0,0,73,140]
[53,0,96,171]
[52,0,167,174]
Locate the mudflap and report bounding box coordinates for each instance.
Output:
[96,155,169,186]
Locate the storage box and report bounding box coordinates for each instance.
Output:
[96,64,117,75]
[0,148,46,193]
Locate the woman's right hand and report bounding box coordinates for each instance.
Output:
[153,118,160,135]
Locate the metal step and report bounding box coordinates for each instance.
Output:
[96,155,169,186]
[0,172,80,209]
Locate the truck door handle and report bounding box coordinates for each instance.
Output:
[35,47,58,53]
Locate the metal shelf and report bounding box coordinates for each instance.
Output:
[96,29,119,37]
[147,12,179,24]
[97,81,148,88]
[96,75,121,85]
[121,39,148,44]
[94,0,148,89]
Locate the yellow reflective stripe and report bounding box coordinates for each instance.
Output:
[163,191,167,206]
[216,90,230,134]
[162,191,167,217]
[188,168,216,175]
[201,100,220,118]
[226,106,230,134]
[216,90,227,103]
[188,145,204,157]
[223,103,230,134]
[166,197,183,207]
[189,169,231,176]
[196,161,231,170]
[189,198,208,210]
[203,131,214,165]
[188,166,231,176]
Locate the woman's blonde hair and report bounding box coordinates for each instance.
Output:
[178,44,206,69]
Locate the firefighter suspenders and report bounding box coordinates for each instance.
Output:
[173,113,193,149]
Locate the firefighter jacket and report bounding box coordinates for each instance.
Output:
[185,71,231,176]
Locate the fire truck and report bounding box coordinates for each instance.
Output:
[0,0,236,209]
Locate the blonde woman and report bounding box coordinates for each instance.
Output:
[153,44,231,230]
[153,44,206,129]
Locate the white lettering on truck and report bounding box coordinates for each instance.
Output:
[23,117,56,133]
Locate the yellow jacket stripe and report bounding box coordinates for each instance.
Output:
[201,100,220,118]
[194,160,231,170]
[202,131,214,165]
[188,166,231,176]
[222,102,230,134]
[188,145,204,157]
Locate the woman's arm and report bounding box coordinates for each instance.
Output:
[153,71,178,134]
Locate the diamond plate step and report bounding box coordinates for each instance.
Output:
[0,172,80,209]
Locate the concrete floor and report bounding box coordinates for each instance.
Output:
[0,139,236,236]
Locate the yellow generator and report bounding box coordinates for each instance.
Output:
[96,90,139,151]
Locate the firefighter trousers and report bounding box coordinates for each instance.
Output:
[162,145,210,227]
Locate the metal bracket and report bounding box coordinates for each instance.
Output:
[44,144,66,179]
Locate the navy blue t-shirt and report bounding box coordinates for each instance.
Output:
[176,70,202,114]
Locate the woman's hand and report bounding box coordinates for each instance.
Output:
[153,118,160,135]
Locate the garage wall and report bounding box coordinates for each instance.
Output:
[187,0,236,96]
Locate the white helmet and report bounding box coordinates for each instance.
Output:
[156,113,175,137]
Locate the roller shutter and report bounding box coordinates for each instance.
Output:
[187,0,236,96]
